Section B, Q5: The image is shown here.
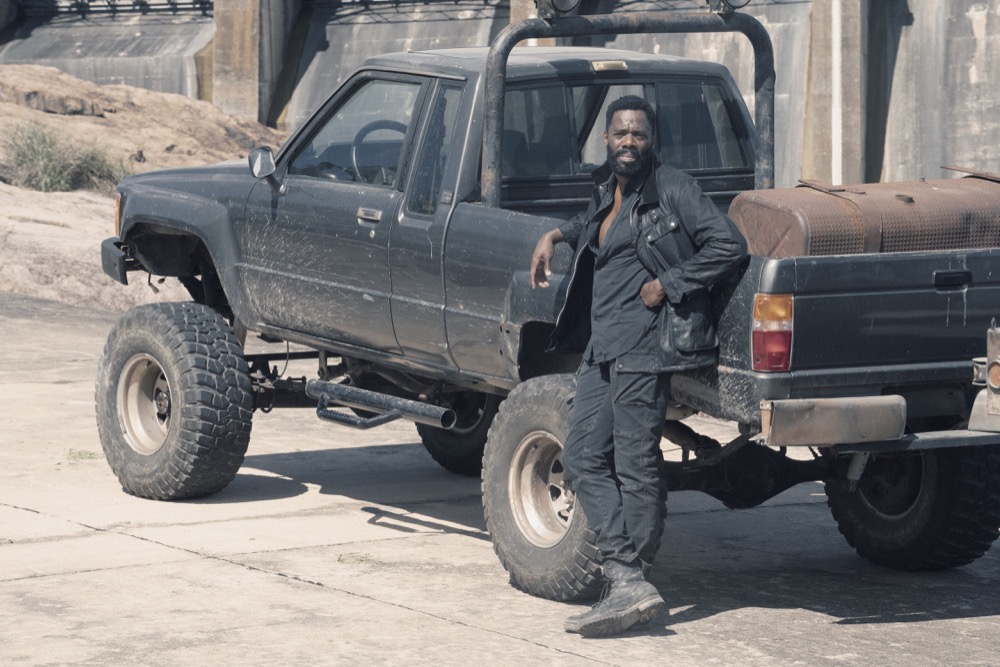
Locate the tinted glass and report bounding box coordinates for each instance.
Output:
[501,79,748,179]
[289,78,421,186]
[502,87,574,178]
[656,81,748,170]
[408,84,463,215]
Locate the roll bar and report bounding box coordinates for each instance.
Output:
[480,11,775,208]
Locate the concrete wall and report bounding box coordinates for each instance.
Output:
[581,0,1000,186]
[259,0,302,124]
[806,0,1000,184]
[802,0,868,185]
[212,1,261,120]
[278,0,510,130]
[3,0,999,186]
[876,0,1000,182]
[0,14,214,97]
[575,1,812,187]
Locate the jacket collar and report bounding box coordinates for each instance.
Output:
[638,159,662,207]
[591,160,659,205]
[591,162,613,185]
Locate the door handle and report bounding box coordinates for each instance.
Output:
[357,207,382,224]
[934,270,972,289]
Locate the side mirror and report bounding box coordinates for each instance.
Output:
[248,146,276,178]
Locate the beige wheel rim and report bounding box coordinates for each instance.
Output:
[117,353,172,455]
[508,430,574,548]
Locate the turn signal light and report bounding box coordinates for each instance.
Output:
[752,293,793,372]
[989,360,1000,390]
[114,193,122,237]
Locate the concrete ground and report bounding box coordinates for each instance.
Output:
[2,293,1000,666]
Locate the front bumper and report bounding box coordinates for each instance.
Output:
[101,237,134,285]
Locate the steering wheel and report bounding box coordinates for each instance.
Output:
[351,119,407,184]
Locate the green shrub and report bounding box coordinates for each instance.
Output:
[69,144,130,192]
[2,122,129,193]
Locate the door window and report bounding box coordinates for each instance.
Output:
[288,78,422,187]
[407,84,463,215]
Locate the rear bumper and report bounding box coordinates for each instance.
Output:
[760,395,907,447]
[681,363,975,427]
[761,393,1000,452]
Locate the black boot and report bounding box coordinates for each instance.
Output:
[564,560,665,637]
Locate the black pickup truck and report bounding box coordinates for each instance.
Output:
[97,9,1000,601]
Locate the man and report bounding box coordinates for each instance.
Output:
[529,95,747,637]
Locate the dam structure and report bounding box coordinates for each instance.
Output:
[1,0,998,187]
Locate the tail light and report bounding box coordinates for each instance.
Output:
[752,293,793,372]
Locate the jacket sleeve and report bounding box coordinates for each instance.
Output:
[658,173,748,305]
[556,208,589,251]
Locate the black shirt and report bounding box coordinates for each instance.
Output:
[585,173,658,364]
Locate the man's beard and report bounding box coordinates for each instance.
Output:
[608,146,649,177]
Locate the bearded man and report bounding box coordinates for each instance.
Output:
[529,95,747,637]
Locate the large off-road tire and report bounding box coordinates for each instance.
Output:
[825,446,1000,570]
[95,302,253,500]
[417,392,501,476]
[482,374,603,601]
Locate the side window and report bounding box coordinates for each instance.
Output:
[656,81,749,170]
[288,78,422,186]
[407,84,463,215]
[502,87,575,178]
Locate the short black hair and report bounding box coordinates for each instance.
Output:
[605,95,657,133]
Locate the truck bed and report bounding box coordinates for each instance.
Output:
[673,248,1000,427]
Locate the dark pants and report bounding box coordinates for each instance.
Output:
[562,357,670,567]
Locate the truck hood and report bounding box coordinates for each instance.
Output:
[117,159,259,209]
[121,159,248,189]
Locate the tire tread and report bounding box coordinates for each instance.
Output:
[826,446,1000,570]
[482,374,603,601]
[96,302,252,500]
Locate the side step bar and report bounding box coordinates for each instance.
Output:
[305,379,456,431]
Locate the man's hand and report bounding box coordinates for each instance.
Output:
[530,228,563,289]
[640,278,666,308]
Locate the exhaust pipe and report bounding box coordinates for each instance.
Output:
[305,379,457,430]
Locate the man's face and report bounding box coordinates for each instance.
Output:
[605,109,654,178]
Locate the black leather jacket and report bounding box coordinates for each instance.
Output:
[551,161,748,372]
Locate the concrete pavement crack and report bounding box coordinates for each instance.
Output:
[107,528,615,665]
[2,506,614,663]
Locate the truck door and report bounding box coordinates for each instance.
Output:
[388,80,466,368]
[239,74,428,352]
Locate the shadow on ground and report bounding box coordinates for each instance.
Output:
[206,442,489,538]
[210,440,1000,631]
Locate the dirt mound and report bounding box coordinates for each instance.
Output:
[0,65,289,312]
[0,64,287,175]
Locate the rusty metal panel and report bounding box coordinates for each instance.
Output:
[730,176,1000,257]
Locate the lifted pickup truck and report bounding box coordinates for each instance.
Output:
[97,7,1000,601]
